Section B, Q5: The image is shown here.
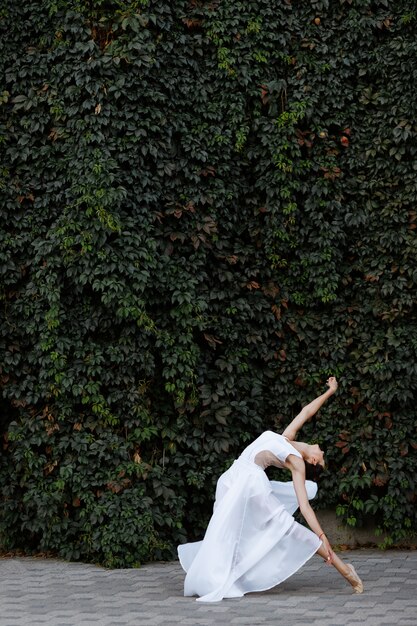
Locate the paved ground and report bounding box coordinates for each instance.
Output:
[0,550,416,626]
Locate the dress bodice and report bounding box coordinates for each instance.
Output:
[239,431,302,469]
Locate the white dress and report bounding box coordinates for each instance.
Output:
[178,431,321,602]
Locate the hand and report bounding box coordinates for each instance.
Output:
[326,377,338,394]
[321,535,335,565]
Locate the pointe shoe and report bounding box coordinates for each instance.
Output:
[345,563,364,593]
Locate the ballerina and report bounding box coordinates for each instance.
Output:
[178,376,363,602]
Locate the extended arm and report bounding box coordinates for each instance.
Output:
[289,456,334,563]
[281,377,338,441]
[288,456,364,586]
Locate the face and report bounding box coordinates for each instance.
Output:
[309,444,325,468]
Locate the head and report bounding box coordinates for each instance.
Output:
[304,460,324,482]
[304,443,325,482]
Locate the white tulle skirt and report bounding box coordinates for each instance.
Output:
[178,458,321,602]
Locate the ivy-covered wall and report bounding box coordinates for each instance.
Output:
[1,0,416,566]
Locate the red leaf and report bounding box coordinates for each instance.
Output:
[271,304,281,320]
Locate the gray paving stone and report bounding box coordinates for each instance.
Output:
[0,550,416,625]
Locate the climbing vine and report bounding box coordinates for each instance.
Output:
[0,0,416,564]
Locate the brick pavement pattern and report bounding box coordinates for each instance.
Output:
[1,550,416,626]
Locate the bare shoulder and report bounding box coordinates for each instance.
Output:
[283,454,305,473]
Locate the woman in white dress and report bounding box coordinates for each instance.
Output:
[178,377,363,602]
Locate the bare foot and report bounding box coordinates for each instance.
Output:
[344,563,364,593]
